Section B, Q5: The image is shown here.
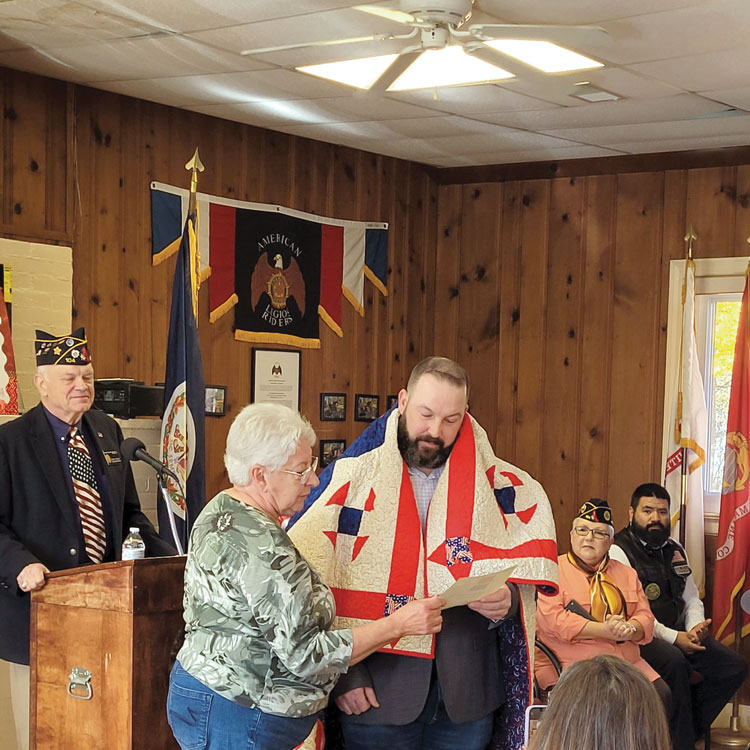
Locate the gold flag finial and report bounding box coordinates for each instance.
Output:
[185,148,204,212]
[683,228,697,260]
[184,148,204,321]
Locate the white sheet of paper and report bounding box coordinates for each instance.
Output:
[439,566,516,609]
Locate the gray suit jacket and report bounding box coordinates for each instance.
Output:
[334,602,513,725]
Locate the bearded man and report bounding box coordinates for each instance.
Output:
[288,356,558,750]
[611,483,748,750]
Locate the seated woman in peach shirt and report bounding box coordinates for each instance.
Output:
[535,499,671,712]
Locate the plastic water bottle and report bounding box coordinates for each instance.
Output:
[122,527,145,560]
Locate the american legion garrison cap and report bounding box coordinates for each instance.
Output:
[35,328,91,366]
[576,498,614,528]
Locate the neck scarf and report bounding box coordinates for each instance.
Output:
[567,551,627,622]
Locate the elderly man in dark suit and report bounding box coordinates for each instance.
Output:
[0,328,174,750]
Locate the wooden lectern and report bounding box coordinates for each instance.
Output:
[29,557,186,750]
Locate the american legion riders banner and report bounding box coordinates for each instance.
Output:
[150,182,389,349]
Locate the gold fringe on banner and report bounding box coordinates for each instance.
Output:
[318,305,344,338]
[364,265,388,297]
[234,329,321,349]
[209,293,238,324]
[151,237,181,266]
[342,285,365,317]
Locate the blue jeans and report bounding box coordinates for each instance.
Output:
[167,662,319,750]
[341,671,494,750]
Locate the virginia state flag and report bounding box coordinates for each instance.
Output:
[714,263,750,644]
[159,211,206,549]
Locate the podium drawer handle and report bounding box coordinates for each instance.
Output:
[67,667,93,700]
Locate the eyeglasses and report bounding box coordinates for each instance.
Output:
[573,525,611,540]
[279,456,318,483]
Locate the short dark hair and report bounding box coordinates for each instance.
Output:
[406,356,470,402]
[630,483,670,510]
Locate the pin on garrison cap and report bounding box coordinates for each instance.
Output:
[577,498,614,528]
[35,327,91,366]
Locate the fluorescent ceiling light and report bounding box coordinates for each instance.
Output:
[483,40,603,73]
[297,54,399,89]
[389,46,513,91]
[297,46,513,92]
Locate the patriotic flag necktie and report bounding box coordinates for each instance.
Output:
[67,426,106,563]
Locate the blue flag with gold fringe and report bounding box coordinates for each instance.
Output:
[159,211,206,548]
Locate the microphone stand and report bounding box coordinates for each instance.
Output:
[156,469,185,555]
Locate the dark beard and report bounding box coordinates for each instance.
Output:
[631,520,670,547]
[397,414,454,470]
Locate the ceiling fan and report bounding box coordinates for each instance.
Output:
[240,0,609,93]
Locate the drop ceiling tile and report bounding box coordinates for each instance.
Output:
[0,0,160,47]
[367,115,512,138]
[190,101,419,130]
[473,94,733,130]
[589,0,750,66]
[190,92,441,125]
[479,0,709,24]
[700,86,750,111]
[421,130,580,155]
[0,35,261,84]
[423,144,624,167]
[388,84,557,115]
[607,133,750,154]
[630,48,750,94]
[78,0,361,33]
[542,113,750,146]
[97,68,350,108]
[187,7,407,62]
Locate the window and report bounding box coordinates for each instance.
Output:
[698,294,741,495]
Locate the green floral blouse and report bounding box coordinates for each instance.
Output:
[177,492,354,717]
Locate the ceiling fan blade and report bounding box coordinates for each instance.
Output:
[353,5,416,24]
[468,23,609,46]
[241,31,414,56]
[368,48,422,93]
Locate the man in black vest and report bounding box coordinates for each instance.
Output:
[611,483,747,750]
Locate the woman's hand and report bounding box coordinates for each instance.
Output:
[604,614,638,641]
[390,596,444,638]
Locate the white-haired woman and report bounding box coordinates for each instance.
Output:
[167,403,443,750]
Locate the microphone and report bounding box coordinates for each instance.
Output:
[121,437,180,483]
[121,437,186,556]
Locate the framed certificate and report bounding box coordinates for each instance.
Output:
[251,348,301,411]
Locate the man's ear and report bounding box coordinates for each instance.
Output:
[628,505,635,524]
[33,373,46,398]
[397,389,408,415]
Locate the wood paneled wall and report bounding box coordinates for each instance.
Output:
[436,169,750,544]
[5,64,750,542]
[0,66,437,498]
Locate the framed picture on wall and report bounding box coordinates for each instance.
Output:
[387,394,398,411]
[320,392,346,421]
[355,393,380,422]
[205,385,227,416]
[251,348,301,410]
[320,439,346,468]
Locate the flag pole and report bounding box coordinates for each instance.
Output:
[710,600,750,748]
[678,228,697,548]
